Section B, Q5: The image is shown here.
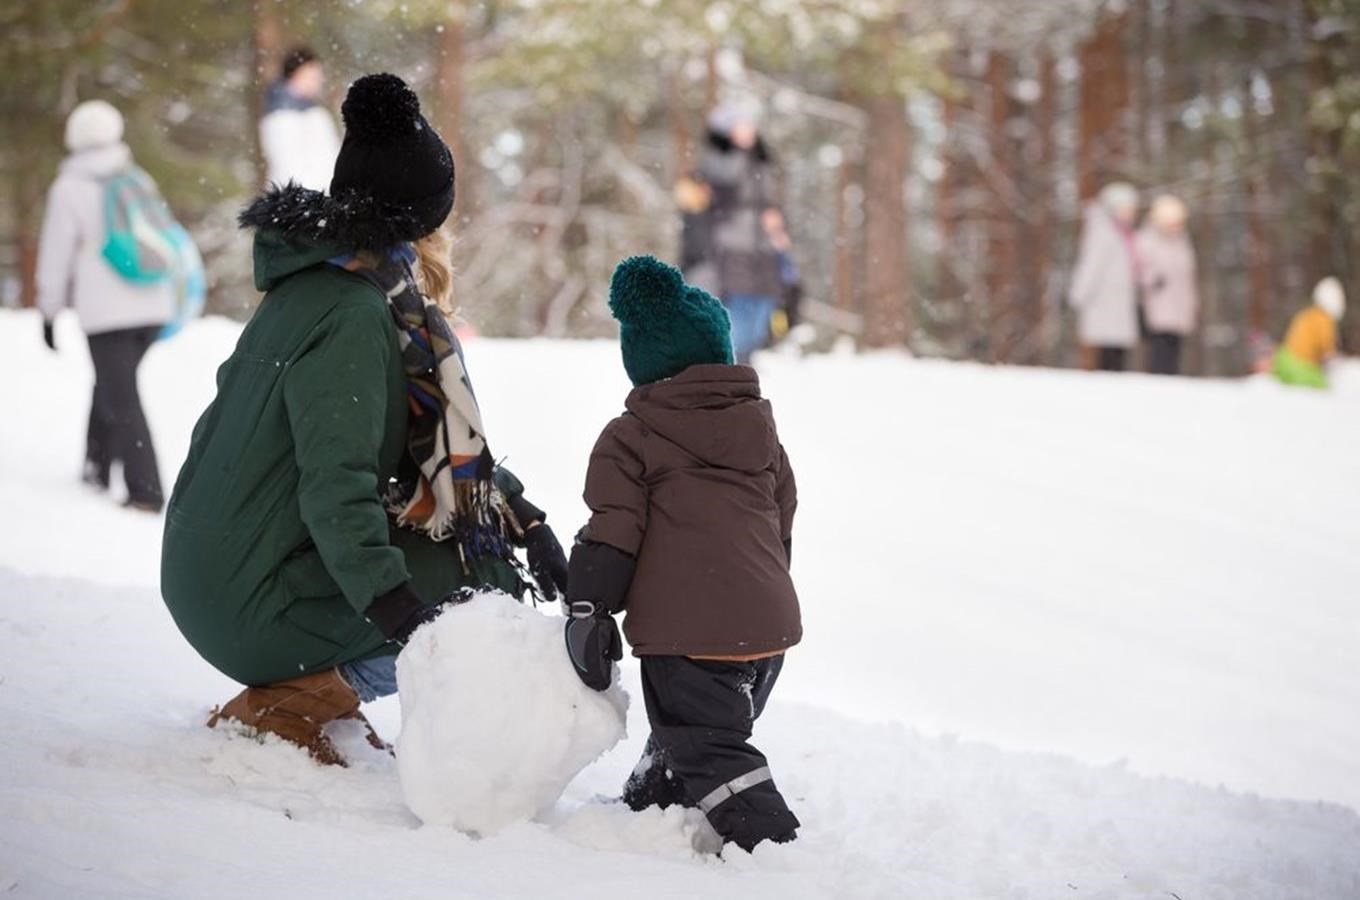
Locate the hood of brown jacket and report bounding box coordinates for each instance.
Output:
[624,365,777,474]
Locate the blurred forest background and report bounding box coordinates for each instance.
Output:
[3,0,1360,374]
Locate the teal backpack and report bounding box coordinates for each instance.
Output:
[99,168,205,338]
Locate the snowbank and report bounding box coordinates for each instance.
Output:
[2,311,1359,897]
[396,593,627,834]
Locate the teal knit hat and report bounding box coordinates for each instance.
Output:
[608,255,735,386]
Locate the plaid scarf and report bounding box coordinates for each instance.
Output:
[336,246,520,561]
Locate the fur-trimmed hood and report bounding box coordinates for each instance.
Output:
[238,181,427,254]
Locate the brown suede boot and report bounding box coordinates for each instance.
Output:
[340,709,393,754]
[208,669,363,766]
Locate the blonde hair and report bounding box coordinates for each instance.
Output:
[413,229,455,314]
[351,231,455,314]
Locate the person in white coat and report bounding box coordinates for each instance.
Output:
[259,47,341,191]
[1068,182,1140,371]
[37,100,174,512]
[1135,195,1199,375]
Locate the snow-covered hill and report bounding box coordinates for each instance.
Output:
[1,311,1357,898]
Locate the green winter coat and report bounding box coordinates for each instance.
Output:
[161,228,522,687]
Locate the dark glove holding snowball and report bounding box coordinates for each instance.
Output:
[523,523,568,603]
[366,583,443,646]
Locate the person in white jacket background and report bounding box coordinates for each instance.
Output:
[259,47,341,191]
[37,99,174,512]
[1068,182,1141,372]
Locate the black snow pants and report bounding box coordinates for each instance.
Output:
[1096,346,1129,372]
[622,654,799,852]
[1145,332,1183,376]
[86,326,163,508]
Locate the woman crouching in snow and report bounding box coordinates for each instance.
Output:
[160,74,567,765]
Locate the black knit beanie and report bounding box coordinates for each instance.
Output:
[329,73,454,244]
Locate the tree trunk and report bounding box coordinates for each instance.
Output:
[251,0,283,191]
[1078,10,1131,200]
[1161,0,1187,187]
[1035,53,1058,365]
[434,9,473,229]
[704,46,719,112]
[1132,0,1153,176]
[985,51,1017,362]
[1196,66,1223,378]
[15,176,40,309]
[665,66,693,182]
[833,157,858,314]
[1243,82,1272,334]
[859,94,910,348]
[938,48,969,355]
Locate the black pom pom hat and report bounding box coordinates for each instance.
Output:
[329,73,454,244]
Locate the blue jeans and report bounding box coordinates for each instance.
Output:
[340,654,399,703]
[724,294,777,365]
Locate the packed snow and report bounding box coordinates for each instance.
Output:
[1,310,1358,898]
[396,593,627,834]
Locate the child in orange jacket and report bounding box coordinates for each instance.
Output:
[1274,277,1345,389]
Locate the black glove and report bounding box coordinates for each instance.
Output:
[42,321,56,351]
[524,523,568,602]
[365,583,442,646]
[564,612,623,691]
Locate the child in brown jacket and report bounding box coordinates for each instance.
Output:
[565,255,801,852]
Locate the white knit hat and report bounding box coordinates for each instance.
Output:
[707,96,763,137]
[65,100,124,152]
[1314,276,1346,321]
[1098,182,1139,217]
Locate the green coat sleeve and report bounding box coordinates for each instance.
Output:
[283,303,410,613]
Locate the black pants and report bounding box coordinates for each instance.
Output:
[1145,332,1183,376]
[1096,346,1128,372]
[86,326,163,507]
[622,655,799,852]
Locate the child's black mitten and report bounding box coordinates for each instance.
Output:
[564,613,623,691]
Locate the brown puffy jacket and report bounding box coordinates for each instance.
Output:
[580,364,800,658]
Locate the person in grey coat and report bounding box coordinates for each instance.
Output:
[37,100,174,511]
[1068,182,1140,371]
[696,101,785,364]
[1135,194,1199,376]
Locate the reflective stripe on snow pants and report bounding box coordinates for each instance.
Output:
[698,765,774,813]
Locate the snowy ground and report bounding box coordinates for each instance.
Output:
[1,309,1358,899]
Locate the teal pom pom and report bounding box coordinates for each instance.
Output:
[608,255,685,324]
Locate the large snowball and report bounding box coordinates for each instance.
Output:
[395,593,628,834]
